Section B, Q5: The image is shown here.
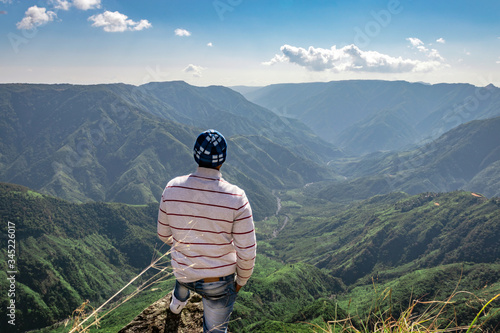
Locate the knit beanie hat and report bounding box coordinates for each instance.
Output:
[193,129,227,168]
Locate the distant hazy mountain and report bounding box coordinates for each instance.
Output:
[326,116,500,199]
[229,85,263,95]
[241,80,500,155]
[0,82,342,219]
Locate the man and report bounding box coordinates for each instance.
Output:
[157,129,256,333]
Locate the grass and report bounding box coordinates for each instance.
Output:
[27,190,45,198]
[307,294,500,332]
[308,282,500,333]
[53,248,174,333]
[466,293,500,333]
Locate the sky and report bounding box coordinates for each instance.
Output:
[1,0,499,87]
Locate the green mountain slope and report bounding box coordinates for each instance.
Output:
[232,260,346,332]
[0,182,160,332]
[0,183,347,332]
[3,184,499,332]
[241,80,500,154]
[265,190,500,285]
[465,160,500,197]
[340,262,500,332]
[0,83,196,203]
[139,81,343,164]
[0,83,342,220]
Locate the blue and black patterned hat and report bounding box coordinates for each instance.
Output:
[193,129,227,168]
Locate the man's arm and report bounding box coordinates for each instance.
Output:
[232,193,256,288]
[157,191,173,246]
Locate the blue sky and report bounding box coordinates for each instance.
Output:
[1,0,499,87]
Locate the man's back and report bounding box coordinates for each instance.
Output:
[157,129,256,333]
[158,167,255,286]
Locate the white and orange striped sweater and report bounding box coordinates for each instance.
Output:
[157,167,256,286]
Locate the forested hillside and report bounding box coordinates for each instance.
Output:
[1,184,499,332]
[0,183,159,332]
[252,189,500,331]
[264,190,500,284]
[0,83,342,220]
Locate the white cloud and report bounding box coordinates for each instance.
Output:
[207,42,213,47]
[175,28,191,37]
[436,38,446,44]
[496,57,500,64]
[0,0,12,3]
[16,6,56,30]
[183,64,205,77]
[49,0,100,11]
[50,0,71,10]
[407,37,424,47]
[89,11,152,32]
[407,37,445,62]
[263,45,344,71]
[73,0,101,11]
[133,19,152,31]
[263,44,445,73]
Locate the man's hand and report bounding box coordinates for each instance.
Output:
[235,283,242,293]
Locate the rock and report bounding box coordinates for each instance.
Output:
[119,292,204,333]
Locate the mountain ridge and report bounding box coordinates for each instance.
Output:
[0,81,342,220]
[239,80,500,155]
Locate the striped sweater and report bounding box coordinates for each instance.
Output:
[157,167,256,286]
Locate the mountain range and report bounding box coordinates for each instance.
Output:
[237,80,500,155]
[1,79,500,332]
[3,80,500,212]
[266,190,500,284]
[0,82,341,220]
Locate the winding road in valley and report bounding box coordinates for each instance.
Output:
[271,191,289,238]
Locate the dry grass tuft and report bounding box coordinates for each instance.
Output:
[307,290,500,333]
[68,245,173,333]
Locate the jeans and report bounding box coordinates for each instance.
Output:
[173,274,238,333]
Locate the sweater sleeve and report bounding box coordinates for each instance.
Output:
[157,190,173,246]
[232,192,256,286]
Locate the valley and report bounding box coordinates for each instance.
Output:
[1,80,499,332]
